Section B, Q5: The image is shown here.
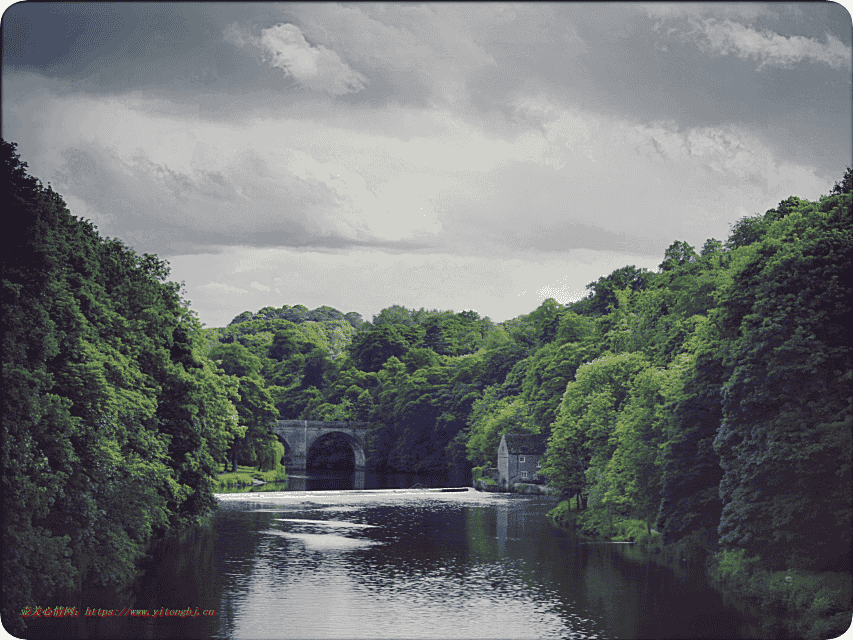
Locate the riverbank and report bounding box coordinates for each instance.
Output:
[547,499,662,545]
[547,499,852,640]
[215,464,288,491]
[472,477,560,495]
[706,551,852,640]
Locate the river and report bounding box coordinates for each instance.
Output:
[25,473,762,639]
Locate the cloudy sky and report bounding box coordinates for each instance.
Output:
[3,3,851,328]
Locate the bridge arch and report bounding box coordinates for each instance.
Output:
[305,431,365,470]
[274,421,369,472]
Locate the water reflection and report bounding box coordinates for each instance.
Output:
[25,490,760,639]
[285,470,366,491]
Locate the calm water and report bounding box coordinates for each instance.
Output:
[27,477,761,640]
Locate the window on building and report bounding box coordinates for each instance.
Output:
[521,471,528,479]
[519,456,526,463]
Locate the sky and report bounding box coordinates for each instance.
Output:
[2,2,851,328]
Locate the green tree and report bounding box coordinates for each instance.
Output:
[372,304,417,326]
[656,319,726,547]
[658,240,699,273]
[604,362,683,534]
[301,347,330,390]
[344,311,366,330]
[521,340,591,428]
[1,139,243,634]
[267,324,315,361]
[830,166,852,195]
[544,352,650,506]
[585,265,653,316]
[528,298,564,345]
[348,324,423,372]
[209,343,280,471]
[476,316,536,388]
[725,214,769,250]
[714,193,852,570]
[466,395,537,467]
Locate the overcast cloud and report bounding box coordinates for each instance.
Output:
[2,2,851,327]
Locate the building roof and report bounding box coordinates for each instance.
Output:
[502,433,548,455]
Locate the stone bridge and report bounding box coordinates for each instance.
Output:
[274,420,370,472]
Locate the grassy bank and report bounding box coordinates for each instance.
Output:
[706,549,852,640]
[547,499,852,639]
[547,499,662,546]
[215,465,288,491]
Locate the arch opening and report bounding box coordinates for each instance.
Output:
[306,433,356,471]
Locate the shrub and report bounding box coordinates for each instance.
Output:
[716,548,762,580]
[613,518,652,544]
[548,500,570,521]
[577,506,616,537]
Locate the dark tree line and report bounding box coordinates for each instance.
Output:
[2,140,244,635]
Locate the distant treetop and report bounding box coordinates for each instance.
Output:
[229,304,364,329]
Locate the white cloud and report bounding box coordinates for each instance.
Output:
[260,23,368,95]
[641,3,777,24]
[250,280,271,291]
[200,282,249,294]
[289,3,498,107]
[695,19,851,70]
[225,21,368,95]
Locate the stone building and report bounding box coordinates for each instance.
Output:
[497,433,548,487]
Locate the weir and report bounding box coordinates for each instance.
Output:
[274,420,370,472]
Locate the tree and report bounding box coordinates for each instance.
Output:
[521,340,591,428]
[372,304,417,326]
[714,193,852,570]
[725,214,768,250]
[421,321,452,355]
[585,265,653,316]
[544,352,650,506]
[301,347,330,390]
[656,322,726,547]
[347,324,422,372]
[605,363,682,535]
[211,342,264,378]
[208,343,280,471]
[528,298,564,345]
[402,346,441,372]
[700,238,723,259]
[344,311,365,330]
[268,324,315,361]
[556,310,594,345]
[830,166,852,195]
[476,316,536,388]
[658,240,698,272]
[228,310,255,326]
[466,393,537,467]
[1,139,243,634]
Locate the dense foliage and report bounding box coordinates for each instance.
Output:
[1,140,247,634]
